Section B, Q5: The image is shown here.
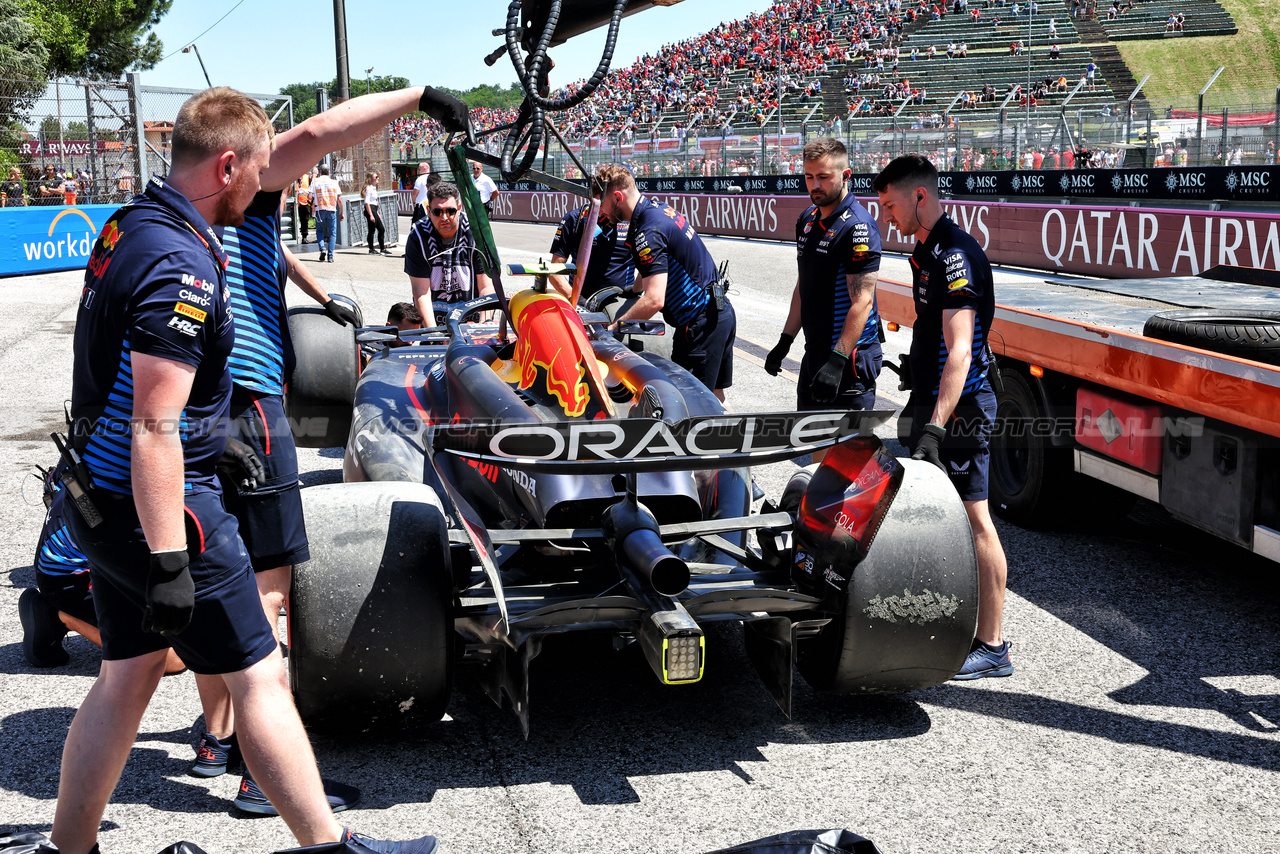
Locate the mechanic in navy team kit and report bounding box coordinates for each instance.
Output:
[53,87,443,854]
[594,163,736,400]
[873,154,1012,681]
[184,83,471,822]
[547,190,636,303]
[766,137,883,460]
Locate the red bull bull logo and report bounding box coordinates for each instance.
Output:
[504,290,599,418]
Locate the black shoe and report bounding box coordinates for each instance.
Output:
[233,768,361,816]
[189,731,240,778]
[368,249,377,254]
[319,252,327,262]
[19,588,69,667]
[380,249,393,256]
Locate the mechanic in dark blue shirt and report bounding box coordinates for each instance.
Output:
[547,197,636,303]
[52,87,434,854]
[595,163,736,400]
[874,153,1011,683]
[766,138,883,451]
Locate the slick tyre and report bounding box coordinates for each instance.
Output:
[796,459,978,693]
[290,482,454,731]
[286,302,360,448]
[1144,310,1280,366]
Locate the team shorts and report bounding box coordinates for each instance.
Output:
[905,385,997,502]
[673,298,736,391]
[221,389,310,572]
[66,489,277,675]
[36,569,97,626]
[797,344,882,412]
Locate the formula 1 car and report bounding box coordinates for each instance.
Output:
[283,260,980,735]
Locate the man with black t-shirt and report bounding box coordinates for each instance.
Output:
[405,182,494,322]
[766,138,882,464]
[874,153,1012,683]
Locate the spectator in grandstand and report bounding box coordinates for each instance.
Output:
[958,42,968,58]
[1049,43,1060,59]
[1011,1,1021,15]
[947,41,956,59]
[2,166,26,206]
[1048,16,1057,36]
[1165,13,1176,30]
[1175,12,1185,30]
[405,182,494,323]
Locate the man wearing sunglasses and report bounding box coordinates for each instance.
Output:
[404,182,493,324]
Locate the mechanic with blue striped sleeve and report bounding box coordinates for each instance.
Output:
[596,163,737,401]
[547,194,635,303]
[766,138,883,458]
[874,153,1012,682]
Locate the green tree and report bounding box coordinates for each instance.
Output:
[271,76,412,126]
[22,0,173,79]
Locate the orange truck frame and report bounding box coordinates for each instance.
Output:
[876,270,1280,564]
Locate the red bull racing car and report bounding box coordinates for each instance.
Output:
[282,259,980,735]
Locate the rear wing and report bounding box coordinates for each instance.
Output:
[431,410,892,473]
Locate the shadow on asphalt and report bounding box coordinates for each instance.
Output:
[312,623,935,808]
[999,497,1280,747]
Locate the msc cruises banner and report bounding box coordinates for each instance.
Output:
[490,192,1280,278]
[500,165,1280,203]
[0,204,120,276]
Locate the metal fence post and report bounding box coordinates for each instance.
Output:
[1274,86,1280,164]
[126,72,148,183]
[84,83,98,203]
[1220,107,1228,162]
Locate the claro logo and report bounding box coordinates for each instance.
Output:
[23,208,97,262]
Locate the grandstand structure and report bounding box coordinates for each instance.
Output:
[1097,0,1237,40]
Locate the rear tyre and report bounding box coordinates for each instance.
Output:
[290,482,454,731]
[796,459,979,693]
[286,302,359,448]
[989,369,1071,527]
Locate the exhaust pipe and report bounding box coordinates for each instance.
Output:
[601,499,689,596]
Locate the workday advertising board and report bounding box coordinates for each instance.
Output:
[490,191,1280,278]
[0,205,119,276]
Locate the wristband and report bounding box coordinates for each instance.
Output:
[923,423,947,440]
[830,348,850,361]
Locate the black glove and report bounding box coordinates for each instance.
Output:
[764,332,794,376]
[912,422,948,473]
[142,549,194,635]
[810,350,849,403]
[324,298,359,327]
[419,86,473,140]
[219,436,265,491]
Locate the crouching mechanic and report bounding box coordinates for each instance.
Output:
[766,137,883,463]
[873,154,1012,680]
[54,87,439,854]
[595,163,736,400]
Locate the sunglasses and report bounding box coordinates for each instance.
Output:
[431,206,459,217]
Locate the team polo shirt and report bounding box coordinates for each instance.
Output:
[627,195,717,327]
[37,494,90,578]
[72,176,233,495]
[549,204,636,299]
[795,192,882,355]
[215,190,293,395]
[908,213,994,398]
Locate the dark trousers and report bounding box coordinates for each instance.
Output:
[366,207,386,252]
[297,203,311,241]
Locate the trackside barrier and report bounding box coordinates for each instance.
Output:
[0,204,121,277]
[490,192,1280,278]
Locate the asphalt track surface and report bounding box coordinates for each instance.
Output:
[1,217,1278,854]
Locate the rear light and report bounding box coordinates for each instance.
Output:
[793,438,904,586]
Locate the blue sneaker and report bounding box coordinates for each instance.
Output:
[952,639,1013,680]
[233,768,361,816]
[271,829,439,853]
[190,731,240,778]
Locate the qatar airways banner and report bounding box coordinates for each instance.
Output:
[490,192,1280,277]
